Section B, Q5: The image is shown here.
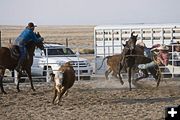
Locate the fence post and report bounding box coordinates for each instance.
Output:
[14,71,18,85]
[45,48,50,82]
[66,38,68,47]
[76,50,80,81]
[9,39,11,44]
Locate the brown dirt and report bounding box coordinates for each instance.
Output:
[0,78,180,120]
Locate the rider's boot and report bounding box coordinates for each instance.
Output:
[15,59,23,73]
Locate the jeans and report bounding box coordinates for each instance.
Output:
[138,61,156,69]
[14,37,27,61]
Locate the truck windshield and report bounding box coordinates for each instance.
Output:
[46,48,75,56]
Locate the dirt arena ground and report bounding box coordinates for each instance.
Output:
[0,78,180,120]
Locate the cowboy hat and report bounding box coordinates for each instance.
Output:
[156,45,169,51]
[27,22,37,28]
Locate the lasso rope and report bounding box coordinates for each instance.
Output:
[125,55,145,57]
[152,56,167,84]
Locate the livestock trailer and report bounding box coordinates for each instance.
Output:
[94,23,180,78]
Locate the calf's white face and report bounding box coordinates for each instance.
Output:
[54,71,63,92]
[55,71,63,85]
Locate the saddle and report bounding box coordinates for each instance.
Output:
[8,45,20,60]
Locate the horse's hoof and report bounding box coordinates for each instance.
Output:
[120,80,124,85]
[122,81,124,85]
[132,80,137,85]
[120,81,124,85]
[17,88,20,92]
[2,91,7,94]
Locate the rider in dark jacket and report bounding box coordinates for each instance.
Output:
[14,22,42,72]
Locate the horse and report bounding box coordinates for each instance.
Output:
[119,32,139,90]
[0,32,44,94]
[119,32,162,91]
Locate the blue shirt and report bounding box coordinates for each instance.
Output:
[16,28,40,43]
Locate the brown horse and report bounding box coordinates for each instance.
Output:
[119,32,139,90]
[0,32,44,94]
[119,33,162,91]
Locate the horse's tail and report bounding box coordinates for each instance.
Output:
[97,56,111,70]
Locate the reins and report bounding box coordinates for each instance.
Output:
[125,55,145,57]
[152,55,167,84]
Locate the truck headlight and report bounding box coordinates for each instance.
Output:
[87,62,91,66]
[85,61,91,66]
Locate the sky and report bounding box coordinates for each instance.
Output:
[0,0,180,25]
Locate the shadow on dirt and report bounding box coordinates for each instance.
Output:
[111,96,180,104]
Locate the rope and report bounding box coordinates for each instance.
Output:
[156,64,162,80]
[152,56,168,84]
[125,55,145,57]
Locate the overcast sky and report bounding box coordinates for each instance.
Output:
[0,0,180,25]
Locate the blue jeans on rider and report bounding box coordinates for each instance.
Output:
[14,37,27,64]
[19,46,27,62]
[138,61,156,69]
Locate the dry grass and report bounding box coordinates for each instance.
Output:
[0,25,95,51]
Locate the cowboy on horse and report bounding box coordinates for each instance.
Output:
[137,43,169,69]
[13,22,43,72]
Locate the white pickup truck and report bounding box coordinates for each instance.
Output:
[31,43,93,80]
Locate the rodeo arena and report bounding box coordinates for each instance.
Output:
[0,23,180,120]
